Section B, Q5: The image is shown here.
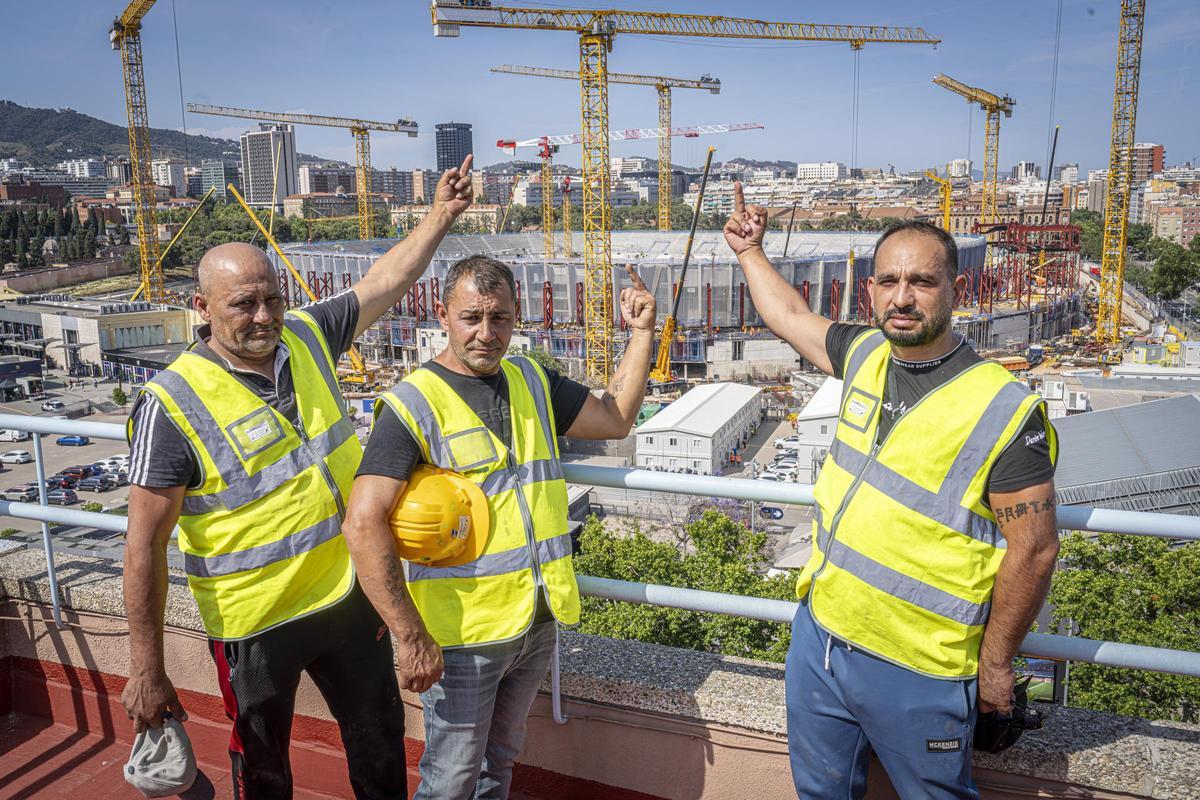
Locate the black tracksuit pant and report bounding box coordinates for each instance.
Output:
[208,582,407,799]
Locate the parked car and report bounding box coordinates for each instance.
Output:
[0,429,31,442]
[45,475,78,490]
[108,470,129,487]
[756,472,782,482]
[1,450,32,464]
[77,475,116,493]
[41,400,66,412]
[46,488,78,506]
[766,466,798,480]
[55,435,90,447]
[773,435,800,449]
[60,466,93,480]
[3,485,38,502]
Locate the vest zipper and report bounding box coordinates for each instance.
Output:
[296,425,346,518]
[512,462,544,593]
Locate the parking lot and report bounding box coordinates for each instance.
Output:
[0,410,132,535]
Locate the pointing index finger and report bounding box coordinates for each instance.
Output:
[625,264,648,292]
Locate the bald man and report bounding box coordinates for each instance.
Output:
[121,156,476,799]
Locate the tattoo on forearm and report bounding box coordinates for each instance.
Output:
[383,557,406,599]
[607,377,625,397]
[993,498,1056,524]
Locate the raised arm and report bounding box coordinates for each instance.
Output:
[352,154,475,336]
[724,181,835,375]
[121,484,188,732]
[341,474,443,693]
[565,265,656,440]
[978,480,1060,713]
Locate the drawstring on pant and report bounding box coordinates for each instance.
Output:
[824,633,833,672]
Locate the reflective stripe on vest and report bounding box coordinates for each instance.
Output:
[802,330,1056,678]
[377,355,580,648]
[136,310,360,640]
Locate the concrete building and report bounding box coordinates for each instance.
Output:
[947,159,972,179]
[56,159,106,179]
[185,168,203,198]
[1151,203,1200,247]
[790,377,840,484]
[150,159,186,198]
[282,192,359,219]
[411,169,440,203]
[240,123,298,212]
[1133,142,1165,183]
[436,122,473,172]
[200,160,240,201]
[391,203,499,234]
[1086,177,1108,213]
[299,166,357,196]
[1,169,114,198]
[0,295,191,376]
[795,162,847,181]
[634,382,762,475]
[372,168,414,204]
[1057,163,1080,185]
[1011,161,1040,180]
[0,178,66,206]
[105,160,132,184]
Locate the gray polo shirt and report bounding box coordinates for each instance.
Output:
[127,291,359,489]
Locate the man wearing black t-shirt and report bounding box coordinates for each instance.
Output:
[343,256,657,799]
[725,184,1059,799]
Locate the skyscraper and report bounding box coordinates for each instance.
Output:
[240,123,298,211]
[1132,142,1165,183]
[436,122,473,172]
[151,158,187,198]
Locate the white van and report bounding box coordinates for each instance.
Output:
[0,429,31,442]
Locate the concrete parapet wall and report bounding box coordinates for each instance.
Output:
[0,258,132,293]
[2,546,1197,799]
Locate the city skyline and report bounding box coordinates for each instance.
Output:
[4,1,1198,175]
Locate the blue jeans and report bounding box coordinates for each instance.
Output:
[415,620,558,800]
[785,602,979,799]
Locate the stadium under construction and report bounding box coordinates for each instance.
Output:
[272,230,1082,381]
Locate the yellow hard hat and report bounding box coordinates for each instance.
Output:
[389,465,490,567]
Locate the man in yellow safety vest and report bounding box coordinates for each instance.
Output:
[342,256,657,799]
[725,183,1059,799]
[121,156,477,799]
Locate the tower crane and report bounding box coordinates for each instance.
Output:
[561,176,574,257]
[110,0,164,303]
[498,122,762,261]
[491,64,720,231]
[931,75,1014,229]
[433,2,939,384]
[1096,0,1147,344]
[924,170,952,231]
[187,103,418,240]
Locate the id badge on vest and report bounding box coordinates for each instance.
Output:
[225,407,286,460]
[840,387,880,434]
[444,427,501,473]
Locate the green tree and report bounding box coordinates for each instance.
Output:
[1142,239,1200,300]
[511,345,565,374]
[574,510,794,662]
[1050,533,1200,722]
[110,387,128,406]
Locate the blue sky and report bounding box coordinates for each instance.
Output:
[7,1,1198,174]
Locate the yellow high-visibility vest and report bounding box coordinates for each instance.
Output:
[131,310,361,640]
[377,356,579,648]
[797,329,1057,678]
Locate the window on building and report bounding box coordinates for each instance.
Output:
[692,460,699,469]
[646,436,653,445]
[669,458,677,468]
[693,438,701,447]
[669,437,677,446]
[820,424,827,435]
[732,340,744,361]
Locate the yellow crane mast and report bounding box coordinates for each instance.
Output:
[1096,0,1147,344]
[433,1,940,384]
[562,177,573,257]
[187,103,418,241]
[491,64,720,231]
[538,138,558,261]
[931,74,1014,230]
[924,170,952,231]
[110,0,164,303]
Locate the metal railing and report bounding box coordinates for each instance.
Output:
[3,413,1200,683]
